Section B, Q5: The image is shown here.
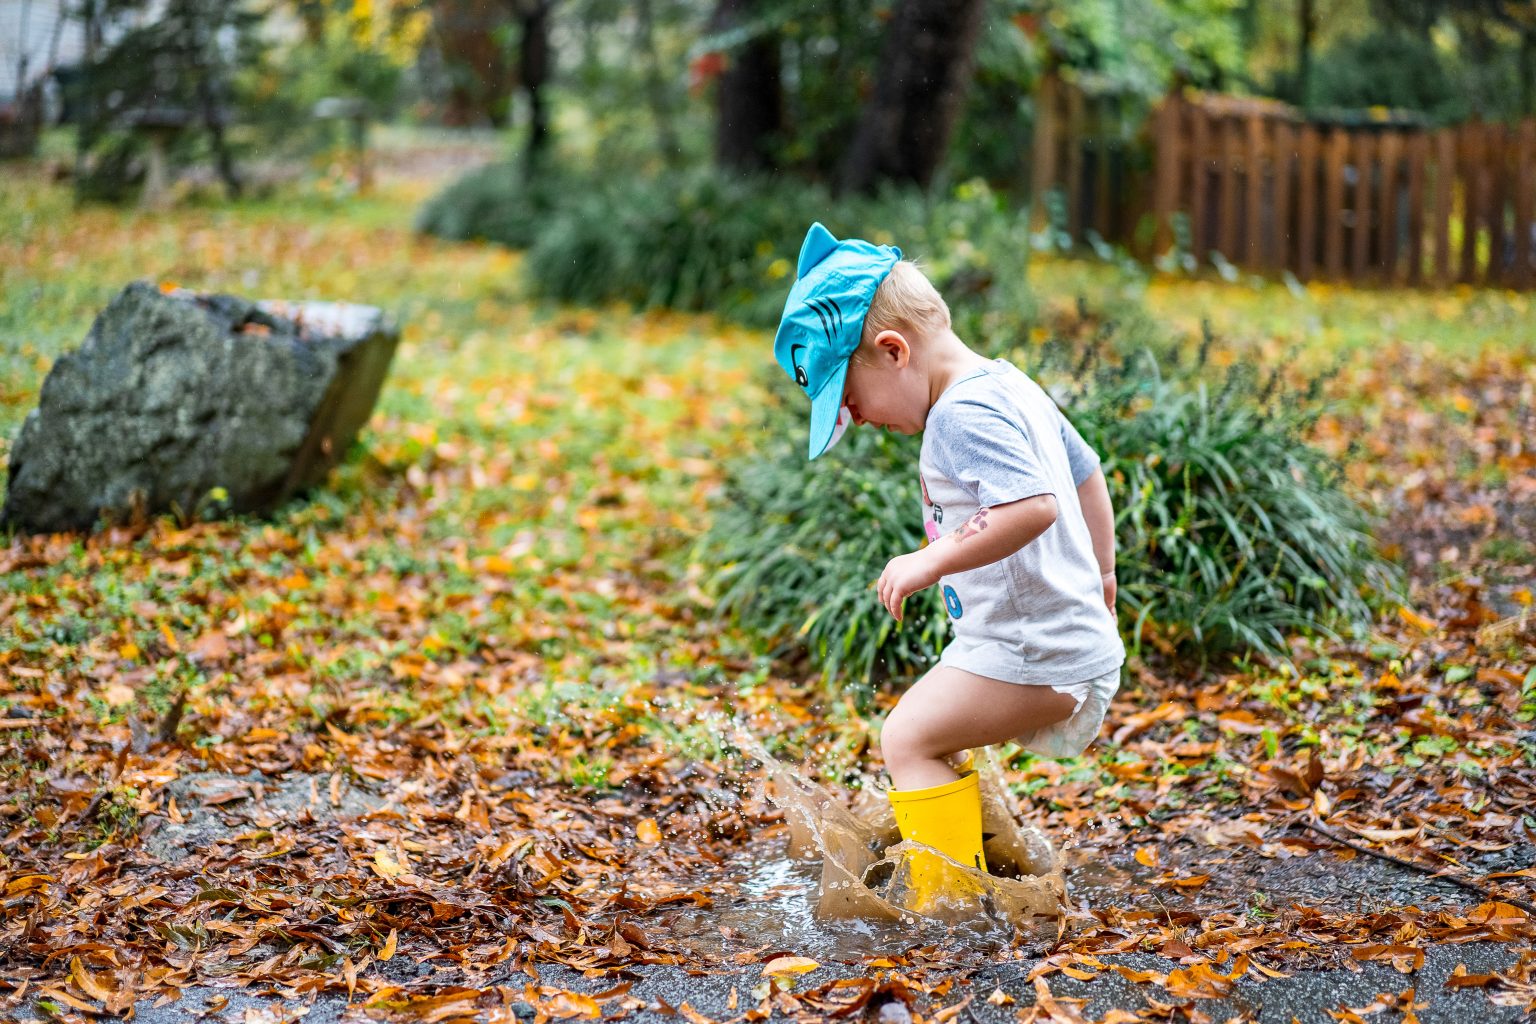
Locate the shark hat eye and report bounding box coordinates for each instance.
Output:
[790,344,809,387]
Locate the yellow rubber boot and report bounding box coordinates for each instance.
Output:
[886,769,988,914]
[948,749,976,775]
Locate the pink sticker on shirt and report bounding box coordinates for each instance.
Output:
[924,520,941,543]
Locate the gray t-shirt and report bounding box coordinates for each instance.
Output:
[919,359,1126,686]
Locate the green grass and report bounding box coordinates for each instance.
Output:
[4,162,1531,783]
[1028,254,1536,366]
[1,163,773,764]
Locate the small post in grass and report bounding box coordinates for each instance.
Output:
[313,96,371,193]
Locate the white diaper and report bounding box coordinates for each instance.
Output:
[1010,667,1122,758]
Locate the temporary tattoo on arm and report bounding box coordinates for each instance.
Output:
[953,507,991,543]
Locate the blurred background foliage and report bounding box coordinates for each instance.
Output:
[8,0,1527,682]
[29,0,1536,207]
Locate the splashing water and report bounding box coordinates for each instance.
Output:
[664,714,1067,954]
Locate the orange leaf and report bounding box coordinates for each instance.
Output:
[1351,944,1425,973]
[71,956,114,1003]
[1134,846,1159,868]
[543,991,601,1019]
[372,848,405,879]
[1348,826,1420,843]
[636,818,662,844]
[1467,901,1527,926]
[1165,962,1236,999]
[762,956,819,976]
[1444,964,1498,988]
[379,928,398,961]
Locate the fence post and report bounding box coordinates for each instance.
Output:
[1460,121,1483,285]
[1405,131,1427,286]
[1219,115,1241,261]
[1152,90,1182,256]
[1325,128,1348,279]
[1030,73,1060,232]
[1515,119,1535,290]
[1189,100,1211,262]
[1377,130,1402,282]
[1433,128,1455,286]
[1245,111,1266,268]
[1093,97,1114,242]
[1487,122,1509,287]
[1351,130,1375,280]
[1297,124,1319,280]
[1066,85,1086,242]
[1271,120,1295,273]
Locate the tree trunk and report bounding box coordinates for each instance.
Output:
[76,0,99,181]
[517,0,554,172]
[1296,0,1315,108]
[711,0,781,175]
[837,0,986,194]
[636,0,681,166]
[433,0,515,126]
[1522,27,1535,117]
[186,2,242,199]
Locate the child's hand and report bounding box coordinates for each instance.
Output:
[1102,570,1117,619]
[876,549,941,621]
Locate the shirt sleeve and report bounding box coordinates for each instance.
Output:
[1057,407,1101,487]
[928,399,1055,508]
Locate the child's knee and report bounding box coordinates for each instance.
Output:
[878,713,912,764]
[879,709,936,765]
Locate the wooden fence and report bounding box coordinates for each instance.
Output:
[1031,74,1536,289]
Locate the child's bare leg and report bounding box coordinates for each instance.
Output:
[880,665,1077,791]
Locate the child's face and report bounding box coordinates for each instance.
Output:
[842,329,928,435]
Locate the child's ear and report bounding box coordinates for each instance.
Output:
[874,329,912,368]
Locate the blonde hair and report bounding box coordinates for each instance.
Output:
[859,260,950,349]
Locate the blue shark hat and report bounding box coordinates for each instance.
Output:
[773,223,902,459]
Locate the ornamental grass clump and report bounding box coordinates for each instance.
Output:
[699,313,1403,695]
[700,397,941,702]
[1051,321,1403,660]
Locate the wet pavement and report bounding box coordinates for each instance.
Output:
[122,942,1528,1024]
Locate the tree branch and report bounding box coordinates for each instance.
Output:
[1300,819,1536,917]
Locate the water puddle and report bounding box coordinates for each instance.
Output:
[662,727,1067,959]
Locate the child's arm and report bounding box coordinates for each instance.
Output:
[876,494,1058,621]
[1076,465,1117,617]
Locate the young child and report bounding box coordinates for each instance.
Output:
[772,223,1125,911]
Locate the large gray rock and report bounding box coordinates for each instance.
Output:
[2,281,399,534]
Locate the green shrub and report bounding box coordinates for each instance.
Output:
[525,170,883,327]
[414,161,574,249]
[418,163,1034,330]
[697,312,1403,695]
[1281,31,1459,120]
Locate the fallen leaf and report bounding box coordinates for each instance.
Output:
[372,848,405,879]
